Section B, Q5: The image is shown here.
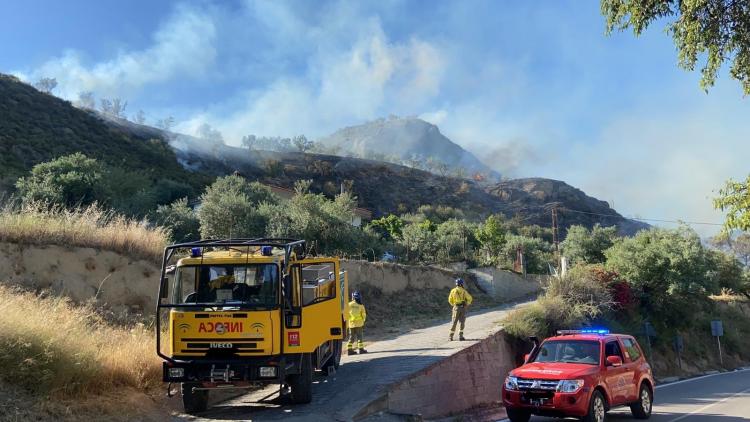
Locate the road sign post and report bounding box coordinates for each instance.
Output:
[711,320,724,366]
[643,322,656,363]
[673,335,684,369]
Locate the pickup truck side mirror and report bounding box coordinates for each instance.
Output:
[523,353,530,363]
[606,356,623,367]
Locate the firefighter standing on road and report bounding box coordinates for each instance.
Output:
[448,278,473,341]
[347,291,368,355]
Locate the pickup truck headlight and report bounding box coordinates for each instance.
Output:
[557,379,584,393]
[504,375,519,391]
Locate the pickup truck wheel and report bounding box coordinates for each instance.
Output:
[288,353,313,404]
[630,383,653,419]
[181,382,208,414]
[506,407,531,422]
[582,390,606,422]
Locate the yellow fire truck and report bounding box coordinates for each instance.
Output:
[156,239,348,413]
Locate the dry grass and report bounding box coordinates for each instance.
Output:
[0,202,167,264]
[0,285,161,397]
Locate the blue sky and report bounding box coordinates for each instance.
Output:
[2,0,748,235]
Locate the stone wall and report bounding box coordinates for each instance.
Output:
[381,329,519,419]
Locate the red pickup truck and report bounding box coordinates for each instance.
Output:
[502,329,654,422]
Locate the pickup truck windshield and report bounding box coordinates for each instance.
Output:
[533,340,600,365]
[170,264,278,308]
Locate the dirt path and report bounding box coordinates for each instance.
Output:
[172,299,532,422]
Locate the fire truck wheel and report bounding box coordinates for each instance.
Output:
[181,382,208,414]
[506,407,531,422]
[321,339,342,374]
[289,353,313,404]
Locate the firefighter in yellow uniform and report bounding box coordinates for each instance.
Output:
[448,278,473,341]
[347,291,368,355]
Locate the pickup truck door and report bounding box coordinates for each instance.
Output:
[619,336,643,402]
[604,340,628,405]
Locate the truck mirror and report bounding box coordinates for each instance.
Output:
[160,277,169,299]
[523,353,530,363]
[606,356,623,367]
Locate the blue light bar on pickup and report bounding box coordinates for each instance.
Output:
[557,329,610,335]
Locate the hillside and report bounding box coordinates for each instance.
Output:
[317,116,499,178]
[0,74,209,207]
[159,133,646,234]
[0,73,644,234]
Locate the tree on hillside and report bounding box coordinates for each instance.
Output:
[601,0,750,94]
[76,91,96,109]
[100,98,127,118]
[152,198,200,243]
[714,174,750,232]
[33,77,57,94]
[435,218,476,262]
[474,214,507,265]
[292,135,314,153]
[561,224,619,265]
[197,175,277,239]
[605,225,718,326]
[196,123,224,143]
[133,110,146,124]
[263,182,375,255]
[368,214,405,240]
[15,153,109,207]
[711,232,750,267]
[156,116,176,131]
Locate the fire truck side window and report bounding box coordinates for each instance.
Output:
[300,263,336,306]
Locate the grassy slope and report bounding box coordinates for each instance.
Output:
[0,203,167,265]
[0,285,166,422]
[0,74,208,198]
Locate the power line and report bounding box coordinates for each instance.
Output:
[559,208,724,226]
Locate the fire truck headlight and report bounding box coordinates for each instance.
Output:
[168,367,185,378]
[259,366,277,378]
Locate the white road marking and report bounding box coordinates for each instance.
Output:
[655,368,750,390]
[664,387,750,422]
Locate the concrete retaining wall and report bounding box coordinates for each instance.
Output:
[342,260,461,293]
[379,329,518,419]
[470,267,547,299]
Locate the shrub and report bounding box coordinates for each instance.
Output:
[151,198,200,243]
[15,153,109,208]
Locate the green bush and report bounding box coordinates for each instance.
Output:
[15,153,109,207]
[198,175,277,239]
[151,198,200,243]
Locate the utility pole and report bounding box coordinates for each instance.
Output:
[552,206,560,269]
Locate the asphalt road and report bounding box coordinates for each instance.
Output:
[523,368,750,422]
